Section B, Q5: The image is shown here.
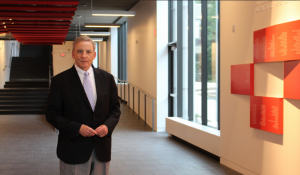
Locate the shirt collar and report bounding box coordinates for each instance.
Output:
[74,63,93,76]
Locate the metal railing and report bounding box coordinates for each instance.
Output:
[113,76,155,132]
[9,42,15,68]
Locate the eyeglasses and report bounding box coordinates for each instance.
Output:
[75,49,93,55]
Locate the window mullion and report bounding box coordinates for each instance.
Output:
[177,0,183,117]
[201,0,208,125]
[188,0,194,122]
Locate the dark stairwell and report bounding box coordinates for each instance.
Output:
[0,44,52,114]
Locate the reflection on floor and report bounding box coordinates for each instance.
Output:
[0,103,242,175]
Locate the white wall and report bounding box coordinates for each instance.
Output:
[0,40,19,87]
[127,1,168,131]
[220,1,300,175]
[98,41,107,71]
[106,28,118,77]
[127,1,157,99]
[52,41,74,76]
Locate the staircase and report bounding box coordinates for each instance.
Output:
[0,44,51,115]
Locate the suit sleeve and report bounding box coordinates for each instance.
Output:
[45,77,82,139]
[103,75,121,134]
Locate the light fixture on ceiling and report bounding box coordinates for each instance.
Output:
[92,10,135,17]
[77,15,82,33]
[75,24,78,38]
[91,38,103,42]
[84,23,120,28]
[80,32,110,36]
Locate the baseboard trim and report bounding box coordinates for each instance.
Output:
[171,135,220,162]
[220,158,258,175]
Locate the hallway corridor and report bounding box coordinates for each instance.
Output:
[0,103,241,175]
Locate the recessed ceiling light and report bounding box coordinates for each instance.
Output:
[80,32,110,36]
[85,23,120,28]
[91,38,104,42]
[92,10,135,17]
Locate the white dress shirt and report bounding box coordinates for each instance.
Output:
[74,64,97,106]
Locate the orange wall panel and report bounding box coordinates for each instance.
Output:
[250,96,283,134]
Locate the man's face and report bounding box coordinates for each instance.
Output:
[72,41,96,71]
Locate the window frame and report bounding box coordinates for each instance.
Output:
[168,0,220,130]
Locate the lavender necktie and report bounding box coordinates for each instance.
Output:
[83,71,95,111]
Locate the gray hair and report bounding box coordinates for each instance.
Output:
[73,35,95,51]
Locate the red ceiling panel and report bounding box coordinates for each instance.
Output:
[0,12,75,17]
[17,38,66,40]
[8,28,70,31]
[18,39,66,42]
[12,34,68,36]
[0,16,73,20]
[2,21,71,24]
[11,31,69,34]
[0,5,77,11]
[0,0,78,45]
[22,43,63,45]
[0,1,79,5]
[4,25,70,28]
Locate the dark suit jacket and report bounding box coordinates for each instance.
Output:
[45,65,121,164]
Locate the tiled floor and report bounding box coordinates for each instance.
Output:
[0,103,242,175]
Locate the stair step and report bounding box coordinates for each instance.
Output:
[10,68,48,70]
[0,100,46,105]
[10,78,49,81]
[0,88,49,92]
[0,105,46,109]
[0,92,49,96]
[10,74,48,77]
[10,76,49,79]
[4,85,49,88]
[0,96,47,100]
[5,81,48,83]
[10,74,48,76]
[0,109,45,115]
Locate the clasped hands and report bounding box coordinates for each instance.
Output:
[79,124,108,137]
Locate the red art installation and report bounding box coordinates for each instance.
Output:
[231,64,254,95]
[231,19,300,134]
[250,96,283,134]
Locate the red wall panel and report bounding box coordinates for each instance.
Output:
[231,64,254,95]
[250,96,283,134]
[254,20,300,63]
[254,28,266,63]
[284,60,300,99]
[265,25,277,62]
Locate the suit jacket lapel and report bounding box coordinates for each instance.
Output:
[93,67,105,114]
[69,65,93,111]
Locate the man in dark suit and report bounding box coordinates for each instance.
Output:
[46,35,121,175]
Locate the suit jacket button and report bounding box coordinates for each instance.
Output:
[93,117,95,119]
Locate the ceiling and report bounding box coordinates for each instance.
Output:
[0,0,139,44]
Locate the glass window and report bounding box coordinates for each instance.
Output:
[118,22,127,80]
[207,1,219,128]
[194,1,202,124]
[169,0,219,130]
[93,42,98,68]
[182,0,189,120]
